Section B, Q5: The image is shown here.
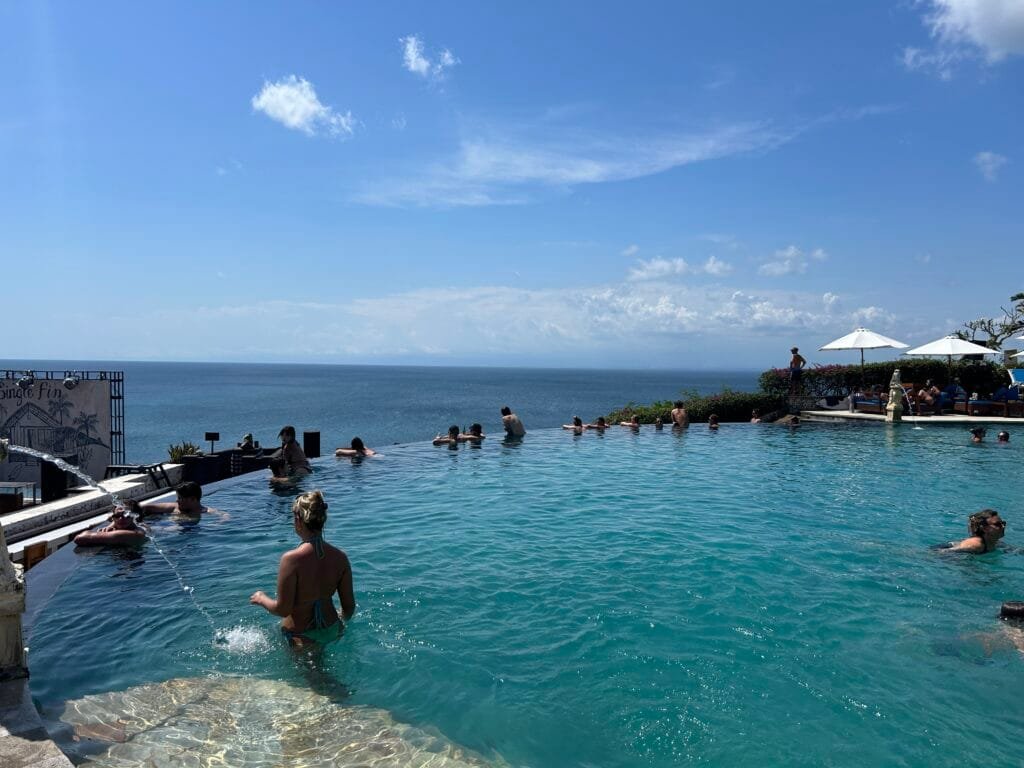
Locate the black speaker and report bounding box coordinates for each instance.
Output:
[303,431,320,459]
[40,453,78,503]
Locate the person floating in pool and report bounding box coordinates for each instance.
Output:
[940,509,1006,554]
[334,437,376,458]
[250,490,355,647]
[563,416,584,433]
[620,414,641,429]
[997,431,1010,444]
[139,481,207,517]
[501,405,526,437]
[276,426,311,475]
[969,427,986,444]
[670,400,689,429]
[708,414,720,431]
[460,423,486,442]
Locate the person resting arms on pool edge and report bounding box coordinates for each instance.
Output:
[138,481,207,517]
[708,414,720,430]
[501,405,526,437]
[940,509,1006,554]
[670,401,689,428]
[335,437,376,457]
[250,490,355,647]
[433,425,461,446]
[460,423,486,442]
[563,416,584,432]
[620,414,641,428]
[584,416,610,431]
[74,501,146,545]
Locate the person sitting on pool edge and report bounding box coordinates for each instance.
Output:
[138,481,206,517]
[670,400,689,428]
[501,405,526,437]
[276,425,311,475]
[250,490,355,647]
[335,437,376,457]
[941,509,1006,554]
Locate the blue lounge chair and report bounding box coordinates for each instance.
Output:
[1009,369,1024,395]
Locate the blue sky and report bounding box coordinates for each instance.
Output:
[2,1,1022,368]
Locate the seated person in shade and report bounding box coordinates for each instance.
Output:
[584,416,610,431]
[670,400,689,428]
[563,416,585,432]
[997,431,1010,444]
[239,433,255,452]
[433,425,461,446]
[943,379,967,401]
[620,414,641,428]
[276,426,312,475]
[460,423,486,442]
[139,481,207,517]
[940,509,1006,554]
[750,409,762,423]
[654,417,664,430]
[708,414,720,431]
[970,427,986,443]
[335,437,376,457]
[917,381,941,412]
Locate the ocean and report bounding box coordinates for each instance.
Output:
[1,360,759,463]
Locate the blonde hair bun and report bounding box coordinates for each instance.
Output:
[293,490,328,530]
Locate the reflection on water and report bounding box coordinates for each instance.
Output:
[44,677,503,767]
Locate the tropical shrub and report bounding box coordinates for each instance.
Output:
[758,360,1007,398]
[607,391,785,424]
[168,441,202,462]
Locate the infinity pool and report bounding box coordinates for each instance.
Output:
[28,423,1024,766]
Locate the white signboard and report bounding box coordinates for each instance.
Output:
[0,378,112,483]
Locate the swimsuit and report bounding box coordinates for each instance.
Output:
[281,534,342,646]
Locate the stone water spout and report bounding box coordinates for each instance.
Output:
[885,368,904,424]
[0,438,30,679]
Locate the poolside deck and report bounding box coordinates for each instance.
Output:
[801,409,1022,425]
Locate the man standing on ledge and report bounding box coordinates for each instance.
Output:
[501,405,526,437]
[788,346,807,395]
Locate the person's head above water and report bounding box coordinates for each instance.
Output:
[968,509,1006,541]
[293,490,328,533]
[279,425,296,444]
[175,481,203,513]
[573,416,583,427]
[469,423,483,436]
[448,425,460,439]
[351,437,366,453]
[500,406,512,417]
[970,427,986,442]
[596,416,607,427]
[674,400,685,409]
[997,431,1010,443]
[1000,601,1024,624]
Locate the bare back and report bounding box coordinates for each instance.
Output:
[279,540,354,633]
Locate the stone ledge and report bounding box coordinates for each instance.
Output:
[0,678,73,767]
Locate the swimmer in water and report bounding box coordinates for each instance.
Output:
[969,427,986,444]
[138,481,208,517]
[654,417,664,430]
[620,414,641,428]
[997,431,1010,444]
[460,423,486,442]
[708,414,720,431]
[670,400,689,429]
[268,457,293,484]
[334,437,376,458]
[250,490,355,647]
[433,425,461,446]
[941,509,1006,554]
[584,417,609,431]
[563,416,584,433]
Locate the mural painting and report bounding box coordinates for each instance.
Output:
[0,378,112,483]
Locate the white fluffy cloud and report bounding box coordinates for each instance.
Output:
[628,255,733,282]
[251,76,354,138]
[401,35,459,81]
[905,0,1024,77]
[974,150,1009,181]
[758,245,827,277]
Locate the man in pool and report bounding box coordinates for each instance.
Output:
[276,425,311,475]
[501,405,526,437]
[138,481,207,517]
[941,509,1006,554]
[250,490,355,647]
[670,401,689,428]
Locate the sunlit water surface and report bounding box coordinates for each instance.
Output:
[28,423,1024,766]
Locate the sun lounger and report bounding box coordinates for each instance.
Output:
[953,399,995,416]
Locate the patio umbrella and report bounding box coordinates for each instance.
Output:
[903,335,1001,374]
[819,327,908,379]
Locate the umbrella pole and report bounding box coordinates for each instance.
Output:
[860,348,865,386]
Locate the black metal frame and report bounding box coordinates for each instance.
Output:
[1,369,125,464]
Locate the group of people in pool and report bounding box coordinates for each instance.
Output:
[432,406,526,446]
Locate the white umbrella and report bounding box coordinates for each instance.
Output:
[904,334,1000,372]
[819,328,908,377]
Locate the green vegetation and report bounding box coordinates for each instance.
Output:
[608,358,1009,423]
[167,441,202,462]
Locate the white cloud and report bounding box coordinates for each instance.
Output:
[822,292,840,310]
[401,35,459,81]
[621,244,640,257]
[628,255,733,281]
[974,150,1008,181]
[392,114,408,131]
[905,0,1024,77]
[251,75,354,138]
[758,245,827,277]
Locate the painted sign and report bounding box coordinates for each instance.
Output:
[0,379,112,483]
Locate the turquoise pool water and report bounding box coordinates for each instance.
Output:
[29,423,1024,766]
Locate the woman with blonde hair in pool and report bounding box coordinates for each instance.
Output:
[250,490,355,646]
